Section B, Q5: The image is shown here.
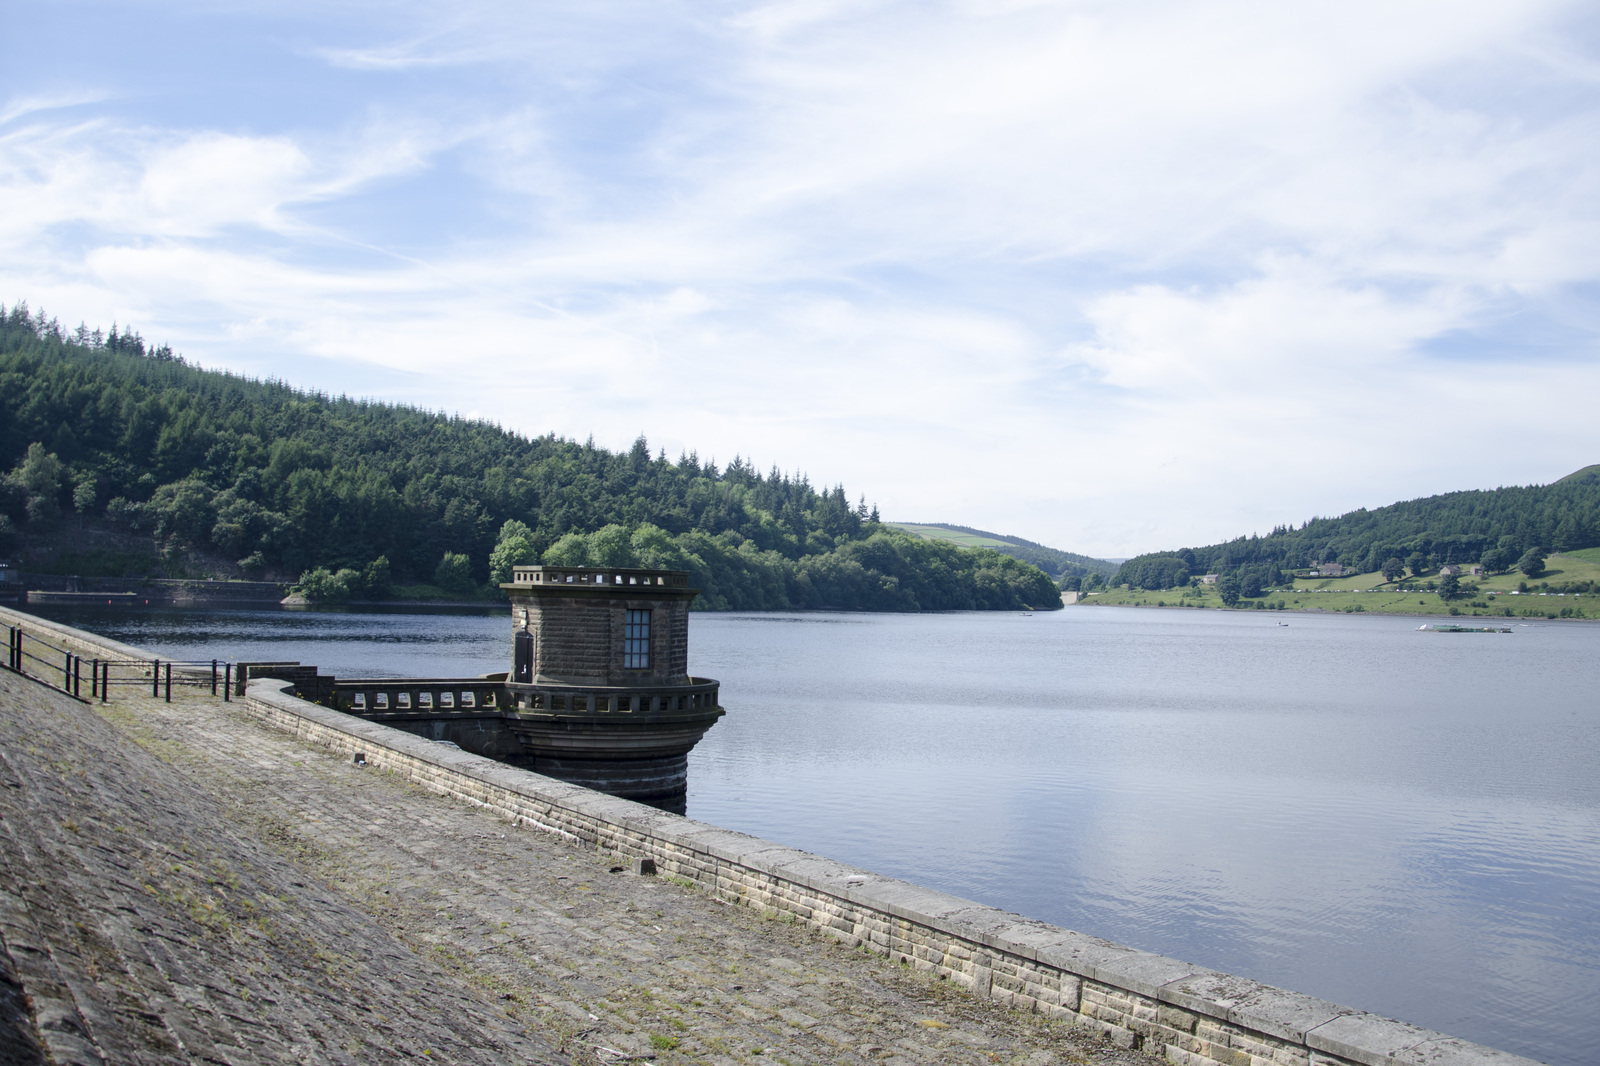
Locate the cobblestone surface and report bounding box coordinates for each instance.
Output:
[1,668,1161,1066]
[0,671,561,1066]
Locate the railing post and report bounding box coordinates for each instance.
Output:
[64,651,72,690]
[223,662,231,702]
[100,660,108,703]
[164,662,172,703]
[211,659,217,696]
[73,655,81,698]
[153,658,160,697]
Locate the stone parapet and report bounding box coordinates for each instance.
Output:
[239,676,1543,1066]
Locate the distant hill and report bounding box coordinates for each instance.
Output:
[1112,467,1600,590]
[887,522,1118,582]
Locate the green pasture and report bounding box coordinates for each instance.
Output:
[1081,551,1600,619]
[1288,553,1600,593]
[886,523,1020,550]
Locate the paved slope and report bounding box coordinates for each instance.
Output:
[0,667,1157,1066]
[0,671,564,1066]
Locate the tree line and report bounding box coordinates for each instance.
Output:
[0,303,1061,611]
[1110,467,1600,592]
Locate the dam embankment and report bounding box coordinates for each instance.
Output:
[0,606,1545,1066]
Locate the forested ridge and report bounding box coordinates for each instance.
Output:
[0,303,1060,611]
[1111,467,1600,592]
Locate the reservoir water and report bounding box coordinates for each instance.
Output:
[17,601,1599,1066]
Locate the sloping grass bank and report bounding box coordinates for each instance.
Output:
[1081,554,1599,619]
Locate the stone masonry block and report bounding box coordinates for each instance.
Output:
[1394,1038,1544,1066]
[1161,974,1341,1043]
[1161,1004,1200,1034]
[1305,1014,1435,1066]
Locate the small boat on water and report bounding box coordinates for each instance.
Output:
[1417,623,1513,634]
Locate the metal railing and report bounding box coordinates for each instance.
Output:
[5,623,236,704]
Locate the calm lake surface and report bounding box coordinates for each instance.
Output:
[19,601,1600,1066]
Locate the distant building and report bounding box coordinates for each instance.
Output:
[1468,565,1485,576]
[1200,574,1219,584]
[1439,564,1463,577]
[1318,563,1350,577]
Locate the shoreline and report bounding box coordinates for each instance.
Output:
[1074,593,1598,622]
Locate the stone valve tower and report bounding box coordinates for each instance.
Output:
[502,565,725,803]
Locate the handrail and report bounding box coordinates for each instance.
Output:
[4,622,236,704]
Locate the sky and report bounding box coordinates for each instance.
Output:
[3,0,1599,558]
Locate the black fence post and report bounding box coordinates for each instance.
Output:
[211,659,217,696]
[73,656,81,698]
[223,662,231,702]
[64,651,72,690]
[153,659,160,697]
[164,662,172,703]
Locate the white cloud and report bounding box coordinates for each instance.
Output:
[3,0,1600,555]
[136,134,312,235]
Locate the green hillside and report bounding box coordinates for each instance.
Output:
[1110,468,1600,594]
[0,303,1061,612]
[887,522,1117,583]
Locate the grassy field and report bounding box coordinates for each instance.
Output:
[1081,552,1600,619]
[886,522,1025,550]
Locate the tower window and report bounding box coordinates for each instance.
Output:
[624,609,650,669]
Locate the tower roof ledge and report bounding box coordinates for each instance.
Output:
[503,565,692,590]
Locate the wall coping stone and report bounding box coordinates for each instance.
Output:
[1093,952,1210,999]
[1308,1012,1441,1066]
[1161,972,1348,1041]
[2,603,1538,1066]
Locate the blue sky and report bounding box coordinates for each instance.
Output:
[4,0,1599,556]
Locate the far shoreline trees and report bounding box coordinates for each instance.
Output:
[1108,466,1598,594]
[0,302,1060,613]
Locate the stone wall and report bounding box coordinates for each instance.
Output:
[13,575,286,604]
[522,592,691,685]
[529,593,611,684]
[236,676,1538,1066]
